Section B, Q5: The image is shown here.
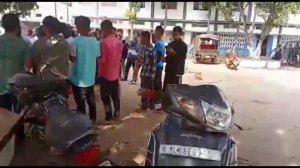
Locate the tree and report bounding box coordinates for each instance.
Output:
[212,2,300,59]
[202,2,218,33]
[126,2,142,40]
[0,2,38,17]
[253,2,300,58]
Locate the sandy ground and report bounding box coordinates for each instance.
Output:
[11,59,300,166]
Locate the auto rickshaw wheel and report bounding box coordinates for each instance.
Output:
[192,55,198,64]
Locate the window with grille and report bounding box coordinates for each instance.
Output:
[223,23,236,29]
[192,23,207,27]
[193,2,204,10]
[101,2,117,7]
[135,21,145,25]
[111,20,117,24]
[255,25,262,30]
[140,2,145,8]
[161,2,177,9]
[218,33,246,49]
[232,2,239,12]
[279,35,300,47]
[160,22,176,26]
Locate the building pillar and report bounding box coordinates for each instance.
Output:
[182,2,187,30]
[277,25,283,46]
[150,2,154,32]
[96,2,99,26]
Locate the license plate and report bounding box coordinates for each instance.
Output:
[159,144,222,161]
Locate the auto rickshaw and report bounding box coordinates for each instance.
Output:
[192,34,219,64]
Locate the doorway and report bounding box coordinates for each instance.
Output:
[256,35,269,57]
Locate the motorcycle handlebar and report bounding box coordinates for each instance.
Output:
[40,64,47,80]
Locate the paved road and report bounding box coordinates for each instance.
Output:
[98,60,300,166]
[11,60,300,166]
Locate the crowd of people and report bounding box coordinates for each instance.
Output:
[0,13,188,127]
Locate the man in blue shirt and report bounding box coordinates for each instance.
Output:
[70,16,100,124]
[154,26,166,91]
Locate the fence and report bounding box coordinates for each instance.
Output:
[217,33,249,57]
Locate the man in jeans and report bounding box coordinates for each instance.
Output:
[99,20,123,121]
[0,13,31,111]
[69,16,100,124]
[138,31,157,112]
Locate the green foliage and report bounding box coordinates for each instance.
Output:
[256,2,300,27]
[0,2,38,17]
[125,2,143,22]
[204,2,300,41]
[256,2,300,40]
[201,2,218,11]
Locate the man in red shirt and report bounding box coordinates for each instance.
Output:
[98,20,123,121]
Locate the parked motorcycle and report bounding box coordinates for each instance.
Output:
[99,84,240,166]
[11,70,100,166]
[144,84,238,166]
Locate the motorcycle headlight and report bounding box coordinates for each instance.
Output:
[201,99,232,132]
[174,96,204,124]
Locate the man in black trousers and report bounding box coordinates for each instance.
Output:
[163,26,187,91]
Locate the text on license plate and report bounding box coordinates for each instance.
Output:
[159,144,222,161]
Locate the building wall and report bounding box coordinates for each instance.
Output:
[97,2,129,18]
[18,2,300,50]
[153,2,184,19]
[138,2,152,18]
[25,2,70,23]
[69,2,97,18]
[185,3,215,21]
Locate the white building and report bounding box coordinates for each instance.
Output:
[5,2,300,56]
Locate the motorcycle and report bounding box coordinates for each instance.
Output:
[11,70,100,166]
[99,84,240,166]
[225,47,239,70]
[144,84,238,166]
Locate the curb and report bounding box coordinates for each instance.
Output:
[239,60,281,69]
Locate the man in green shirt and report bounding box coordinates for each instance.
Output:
[0,13,31,110]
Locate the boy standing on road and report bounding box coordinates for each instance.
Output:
[163,26,187,91]
[123,33,140,82]
[153,26,166,91]
[138,31,157,112]
[99,20,123,121]
[69,16,100,124]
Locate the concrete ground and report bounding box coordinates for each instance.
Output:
[11,59,300,166]
[97,59,300,166]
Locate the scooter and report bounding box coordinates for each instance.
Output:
[12,69,100,166]
[99,84,240,166]
[225,51,239,70]
[144,84,238,166]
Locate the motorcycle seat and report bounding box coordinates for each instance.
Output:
[13,73,55,87]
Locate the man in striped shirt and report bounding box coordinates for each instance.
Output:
[139,31,157,112]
